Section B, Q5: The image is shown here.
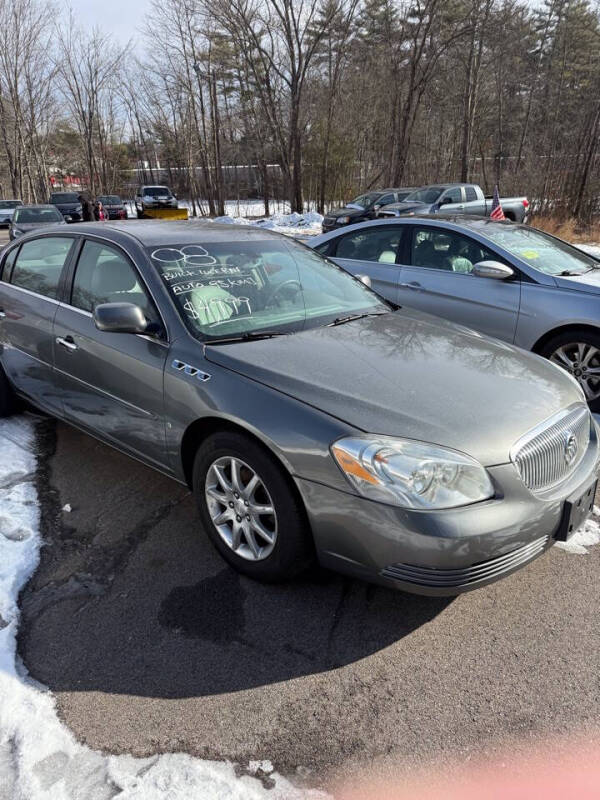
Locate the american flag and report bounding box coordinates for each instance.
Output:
[490,184,506,221]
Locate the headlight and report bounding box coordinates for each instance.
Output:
[12,228,22,237]
[338,215,350,224]
[331,436,494,509]
[76,204,82,212]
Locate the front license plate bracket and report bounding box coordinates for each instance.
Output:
[555,480,597,542]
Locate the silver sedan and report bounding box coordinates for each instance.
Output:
[310,217,600,410]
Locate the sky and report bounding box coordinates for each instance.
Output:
[69,0,153,45]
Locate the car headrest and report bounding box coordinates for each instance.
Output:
[91,258,137,295]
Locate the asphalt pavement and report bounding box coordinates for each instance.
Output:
[17,419,600,791]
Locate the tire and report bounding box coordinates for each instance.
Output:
[539,329,600,412]
[0,364,17,417]
[192,431,313,582]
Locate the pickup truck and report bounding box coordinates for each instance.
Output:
[377,183,529,223]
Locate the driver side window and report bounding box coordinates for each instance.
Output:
[336,227,403,263]
[441,187,462,204]
[71,240,155,320]
[411,228,501,273]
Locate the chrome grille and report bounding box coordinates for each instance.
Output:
[381,535,549,588]
[510,404,590,493]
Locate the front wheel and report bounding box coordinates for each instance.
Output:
[192,431,313,581]
[540,330,600,412]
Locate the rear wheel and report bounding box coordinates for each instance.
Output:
[0,364,17,417]
[539,329,600,412]
[192,431,313,581]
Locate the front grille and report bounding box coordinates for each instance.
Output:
[381,536,549,588]
[511,404,590,493]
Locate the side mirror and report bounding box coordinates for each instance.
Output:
[93,302,150,334]
[372,203,381,211]
[356,274,372,288]
[439,197,452,205]
[472,261,515,280]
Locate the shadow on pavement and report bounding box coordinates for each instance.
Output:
[19,421,451,699]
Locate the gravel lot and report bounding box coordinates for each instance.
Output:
[17,419,600,790]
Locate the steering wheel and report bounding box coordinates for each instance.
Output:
[264,279,302,307]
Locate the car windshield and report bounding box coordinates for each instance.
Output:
[50,193,78,204]
[0,201,21,209]
[482,225,599,275]
[148,237,389,341]
[348,192,381,209]
[14,207,62,223]
[144,187,170,197]
[396,191,414,202]
[98,195,121,205]
[404,187,446,204]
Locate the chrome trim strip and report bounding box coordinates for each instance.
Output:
[0,282,61,305]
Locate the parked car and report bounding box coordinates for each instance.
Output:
[321,188,419,233]
[9,204,66,240]
[48,192,83,223]
[96,195,127,220]
[310,216,600,409]
[377,183,529,223]
[0,222,597,595]
[135,185,177,217]
[0,200,23,227]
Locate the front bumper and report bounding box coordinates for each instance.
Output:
[296,425,599,596]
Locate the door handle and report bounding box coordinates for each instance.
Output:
[56,336,78,351]
[399,281,421,289]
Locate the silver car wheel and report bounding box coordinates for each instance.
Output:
[205,456,277,561]
[550,342,600,401]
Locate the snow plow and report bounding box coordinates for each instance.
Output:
[138,207,189,221]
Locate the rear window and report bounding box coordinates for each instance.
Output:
[9,237,74,298]
[14,207,63,223]
[97,195,121,205]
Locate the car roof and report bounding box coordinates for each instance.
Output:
[69,219,284,247]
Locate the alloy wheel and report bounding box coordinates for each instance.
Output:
[205,456,277,561]
[550,341,600,401]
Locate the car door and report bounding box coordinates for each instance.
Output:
[328,225,405,301]
[436,186,465,214]
[396,225,521,342]
[53,237,170,468]
[462,185,487,216]
[0,235,77,413]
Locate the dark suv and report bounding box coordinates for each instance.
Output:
[322,188,419,233]
[49,192,83,223]
[97,195,127,220]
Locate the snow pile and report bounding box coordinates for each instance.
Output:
[555,506,600,555]
[0,416,329,799]
[212,210,323,236]
[577,243,600,259]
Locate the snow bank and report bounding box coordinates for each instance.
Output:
[0,417,329,799]
[577,243,600,258]
[212,210,323,236]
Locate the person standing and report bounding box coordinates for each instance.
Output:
[79,193,94,222]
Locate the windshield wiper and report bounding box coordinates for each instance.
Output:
[205,330,291,345]
[328,311,388,327]
[558,270,586,276]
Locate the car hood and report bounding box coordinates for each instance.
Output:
[204,309,581,465]
[554,270,600,295]
[326,206,368,220]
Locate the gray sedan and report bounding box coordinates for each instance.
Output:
[310,217,600,410]
[0,221,598,595]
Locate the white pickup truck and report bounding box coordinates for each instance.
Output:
[377,183,529,223]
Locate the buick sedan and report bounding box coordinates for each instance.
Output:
[0,221,597,594]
